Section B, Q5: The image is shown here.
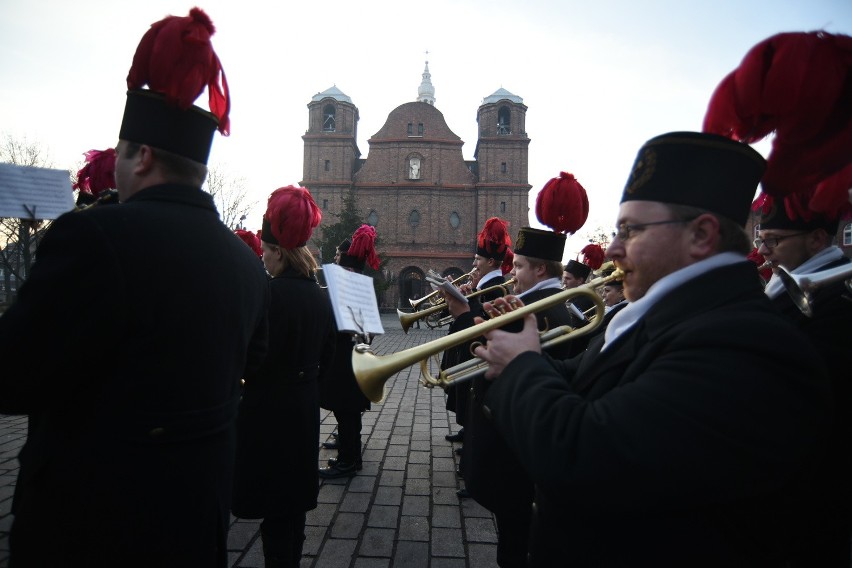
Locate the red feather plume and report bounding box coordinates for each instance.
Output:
[477,217,512,257]
[579,243,605,270]
[348,224,380,270]
[127,7,231,135]
[72,148,116,196]
[703,31,852,220]
[534,172,589,234]
[235,228,262,258]
[500,249,514,276]
[264,186,322,249]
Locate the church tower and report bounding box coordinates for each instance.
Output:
[301,86,361,224]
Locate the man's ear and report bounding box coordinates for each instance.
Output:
[689,214,720,257]
[134,145,156,175]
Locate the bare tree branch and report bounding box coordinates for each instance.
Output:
[203,163,257,230]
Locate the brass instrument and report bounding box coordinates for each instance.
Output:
[397,277,517,334]
[409,269,477,310]
[776,264,852,317]
[357,269,623,402]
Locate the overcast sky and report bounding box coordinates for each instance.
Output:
[1,0,850,259]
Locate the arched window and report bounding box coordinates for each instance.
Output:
[409,209,421,227]
[367,210,379,226]
[497,107,511,135]
[323,104,336,132]
[449,211,461,229]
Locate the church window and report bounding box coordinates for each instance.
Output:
[450,211,461,229]
[367,210,379,226]
[418,123,424,135]
[409,209,421,226]
[407,123,413,135]
[497,107,511,135]
[323,104,336,132]
[324,160,330,172]
[501,162,507,173]
[322,199,328,210]
[501,201,506,213]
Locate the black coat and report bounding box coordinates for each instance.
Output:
[770,256,852,563]
[232,268,336,518]
[463,286,576,514]
[319,327,371,413]
[485,261,832,567]
[0,184,270,567]
[442,274,506,424]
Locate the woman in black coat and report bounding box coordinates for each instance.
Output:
[232,186,336,568]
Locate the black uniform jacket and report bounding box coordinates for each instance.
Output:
[442,274,506,425]
[0,184,270,567]
[771,256,852,561]
[232,268,336,518]
[464,286,576,514]
[320,326,371,413]
[484,261,832,567]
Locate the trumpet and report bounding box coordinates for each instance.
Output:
[776,263,852,317]
[409,269,477,310]
[357,269,623,403]
[397,277,517,334]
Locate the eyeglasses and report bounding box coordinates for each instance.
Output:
[753,232,808,249]
[613,218,694,242]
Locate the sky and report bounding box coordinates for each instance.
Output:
[1,0,850,260]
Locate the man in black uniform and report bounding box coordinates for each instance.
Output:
[319,224,381,479]
[441,217,512,466]
[756,197,852,567]
[0,9,270,567]
[457,202,581,566]
[475,132,832,566]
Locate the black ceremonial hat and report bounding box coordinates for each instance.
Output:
[622,132,766,227]
[514,227,566,262]
[564,260,591,280]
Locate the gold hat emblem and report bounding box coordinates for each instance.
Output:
[625,147,656,195]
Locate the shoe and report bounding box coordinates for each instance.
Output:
[456,488,470,498]
[319,461,359,479]
[321,440,338,450]
[455,447,463,456]
[328,458,363,470]
[445,430,464,442]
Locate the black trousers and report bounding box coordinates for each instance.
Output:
[495,508,532,568]
[260,512,307,568]
[333,408,362,463]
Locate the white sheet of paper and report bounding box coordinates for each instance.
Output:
[322,263,385,335]
[0,163,75,220]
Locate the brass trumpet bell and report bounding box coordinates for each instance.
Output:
[776,263,852,317]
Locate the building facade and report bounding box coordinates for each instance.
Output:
[302,63,531,308]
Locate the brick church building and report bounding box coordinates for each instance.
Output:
[301,62,531,309]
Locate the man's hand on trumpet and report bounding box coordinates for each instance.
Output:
[473,295,542,380]
[440,287,471,319]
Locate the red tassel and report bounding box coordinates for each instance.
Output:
[580,244,605,270]
[535,172,589,234]
[348,224,380,270]
[72,148,116,196]
[235,229,262,258]
[264,186,322,249]
[127,7,230,135]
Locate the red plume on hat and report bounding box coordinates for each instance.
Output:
[579,243,605,270]
[127,7,230,135]
[703,31,852,220]
[347,224,380,270]
[535,172,589,234]
[263,185,322,249]
[477,217,512,258]
[500,249,514,275]
[72,148,116,197]
[235,229,262,258]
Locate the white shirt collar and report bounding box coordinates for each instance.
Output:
[764,245,845,299]
[477,269,504,289]
[517,277,562,299]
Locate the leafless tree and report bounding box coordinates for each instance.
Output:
[203,164,257,230]
[0,134,56,304]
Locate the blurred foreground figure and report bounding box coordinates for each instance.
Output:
[0,8,269,567]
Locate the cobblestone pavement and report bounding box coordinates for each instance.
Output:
[0,313,499,567]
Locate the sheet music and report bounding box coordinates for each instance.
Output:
[0,163,75,219]
[425,270,467,303]
[322,263,385,336]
